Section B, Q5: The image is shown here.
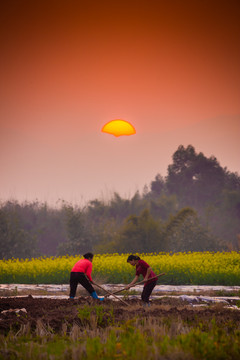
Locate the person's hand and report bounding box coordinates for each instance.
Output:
[125,285,131,290]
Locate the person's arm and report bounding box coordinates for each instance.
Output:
[125,275,139,289]
[86,262,93,282]
[143,266,152,282]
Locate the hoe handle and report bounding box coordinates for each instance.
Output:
[93,282,129,306]
[105,273,166,297]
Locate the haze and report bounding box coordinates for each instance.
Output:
[0,0,239,206]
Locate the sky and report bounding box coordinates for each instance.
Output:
[1,0,240,206]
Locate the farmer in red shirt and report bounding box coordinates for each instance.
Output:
[126,255,158,304]
[69,252,103,300]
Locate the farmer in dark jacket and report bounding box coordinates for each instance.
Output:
[126,254,158,304]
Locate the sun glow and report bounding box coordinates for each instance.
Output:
[101,119,136,137]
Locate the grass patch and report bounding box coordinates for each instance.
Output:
[1,305,240,360]
[1,321,240,360]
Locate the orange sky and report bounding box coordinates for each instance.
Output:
[0,0,240,205]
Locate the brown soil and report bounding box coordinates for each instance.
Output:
[0,296,239,335]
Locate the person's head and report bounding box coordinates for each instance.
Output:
[127,255,140,266]
[83,252,94,262]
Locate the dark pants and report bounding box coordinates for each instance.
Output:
[141,280,157,303]
[69,272,94,298]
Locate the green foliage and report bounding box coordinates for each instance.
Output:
[0,200,67,259]
[165,209,220,252]
[77,305,114,327]
[1,313,240,359]
[149,194,178,220]
[150,173,165,196]
[166,144,226,208]
[164,207,196,238]
[57,205,92,256]
[207,189,240,246]
[0,145,239,257]
[111,207,212,253]
[115,209,165,253]
[0,206,37,260]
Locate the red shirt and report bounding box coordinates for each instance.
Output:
[71,258,93,282]
[136,260,157,286]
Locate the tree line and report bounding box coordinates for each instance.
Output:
[1,144,240,259]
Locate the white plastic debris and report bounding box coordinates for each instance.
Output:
[1,308,27,314]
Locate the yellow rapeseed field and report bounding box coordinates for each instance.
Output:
[0,252,239,285]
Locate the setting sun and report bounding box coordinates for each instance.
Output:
[101,120,136,137]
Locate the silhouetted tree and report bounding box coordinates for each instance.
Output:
[150,174,166,196]
[1,144,239,257]
[166,145,225,208]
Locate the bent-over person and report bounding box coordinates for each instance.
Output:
[126,254,158,305]
[69,252,103,300]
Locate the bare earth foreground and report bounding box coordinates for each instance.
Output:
[1,295,240,335]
